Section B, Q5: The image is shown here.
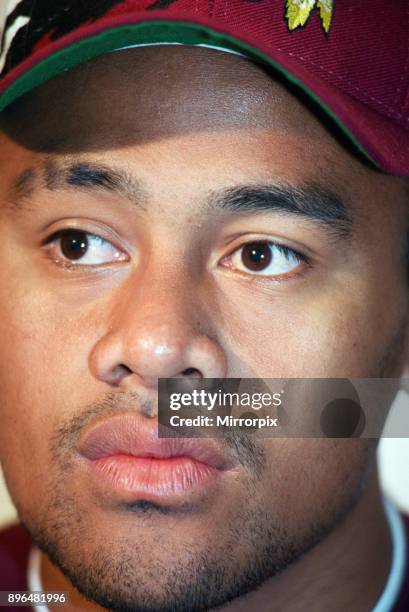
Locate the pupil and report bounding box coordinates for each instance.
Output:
[242,242,272,271]
[60,231,88,260]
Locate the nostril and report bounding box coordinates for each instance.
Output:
[181,367,202,378]
[114,364,133,380]
[101,364,133,387]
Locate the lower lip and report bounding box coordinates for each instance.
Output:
[86,454,219,500]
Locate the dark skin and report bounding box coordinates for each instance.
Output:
[0,46,408,611]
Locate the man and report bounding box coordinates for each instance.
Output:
[0,1,409,611]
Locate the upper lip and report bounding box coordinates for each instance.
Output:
[77,413,235,471]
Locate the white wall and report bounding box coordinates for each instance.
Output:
[378,390,409,511]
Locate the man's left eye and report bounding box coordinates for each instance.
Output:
[221,241,305,277]
[45,229,126,266]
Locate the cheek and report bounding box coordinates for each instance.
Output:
[0,280,96,504]
[218,278,404,378]
[260,438,375,534]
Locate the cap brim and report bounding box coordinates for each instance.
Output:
[0,13,406,175]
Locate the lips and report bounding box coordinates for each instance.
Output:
[78,413,235,502]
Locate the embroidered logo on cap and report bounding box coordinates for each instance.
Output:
[286,0,333,33]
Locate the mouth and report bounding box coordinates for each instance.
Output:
[77,413,237,503]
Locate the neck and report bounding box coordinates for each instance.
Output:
[39,469,394,612]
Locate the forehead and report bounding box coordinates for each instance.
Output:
[0,43,407,233]
[0,45,347,155]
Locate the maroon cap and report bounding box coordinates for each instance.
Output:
[0,0,408,176]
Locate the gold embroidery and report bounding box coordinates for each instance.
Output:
[286,0,333,33]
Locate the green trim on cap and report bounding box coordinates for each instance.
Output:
[0,20,377,167]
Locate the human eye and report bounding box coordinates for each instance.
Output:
[220,240,306,279]
[43,228,128,268]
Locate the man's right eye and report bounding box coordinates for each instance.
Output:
[43,229,128,267]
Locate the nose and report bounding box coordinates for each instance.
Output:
[88,274,227,390]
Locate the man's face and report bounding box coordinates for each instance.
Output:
[0,47,408,611]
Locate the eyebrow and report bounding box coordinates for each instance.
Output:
[212,184,351,238]
[10,159,147,206]
[10,160,351,237]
